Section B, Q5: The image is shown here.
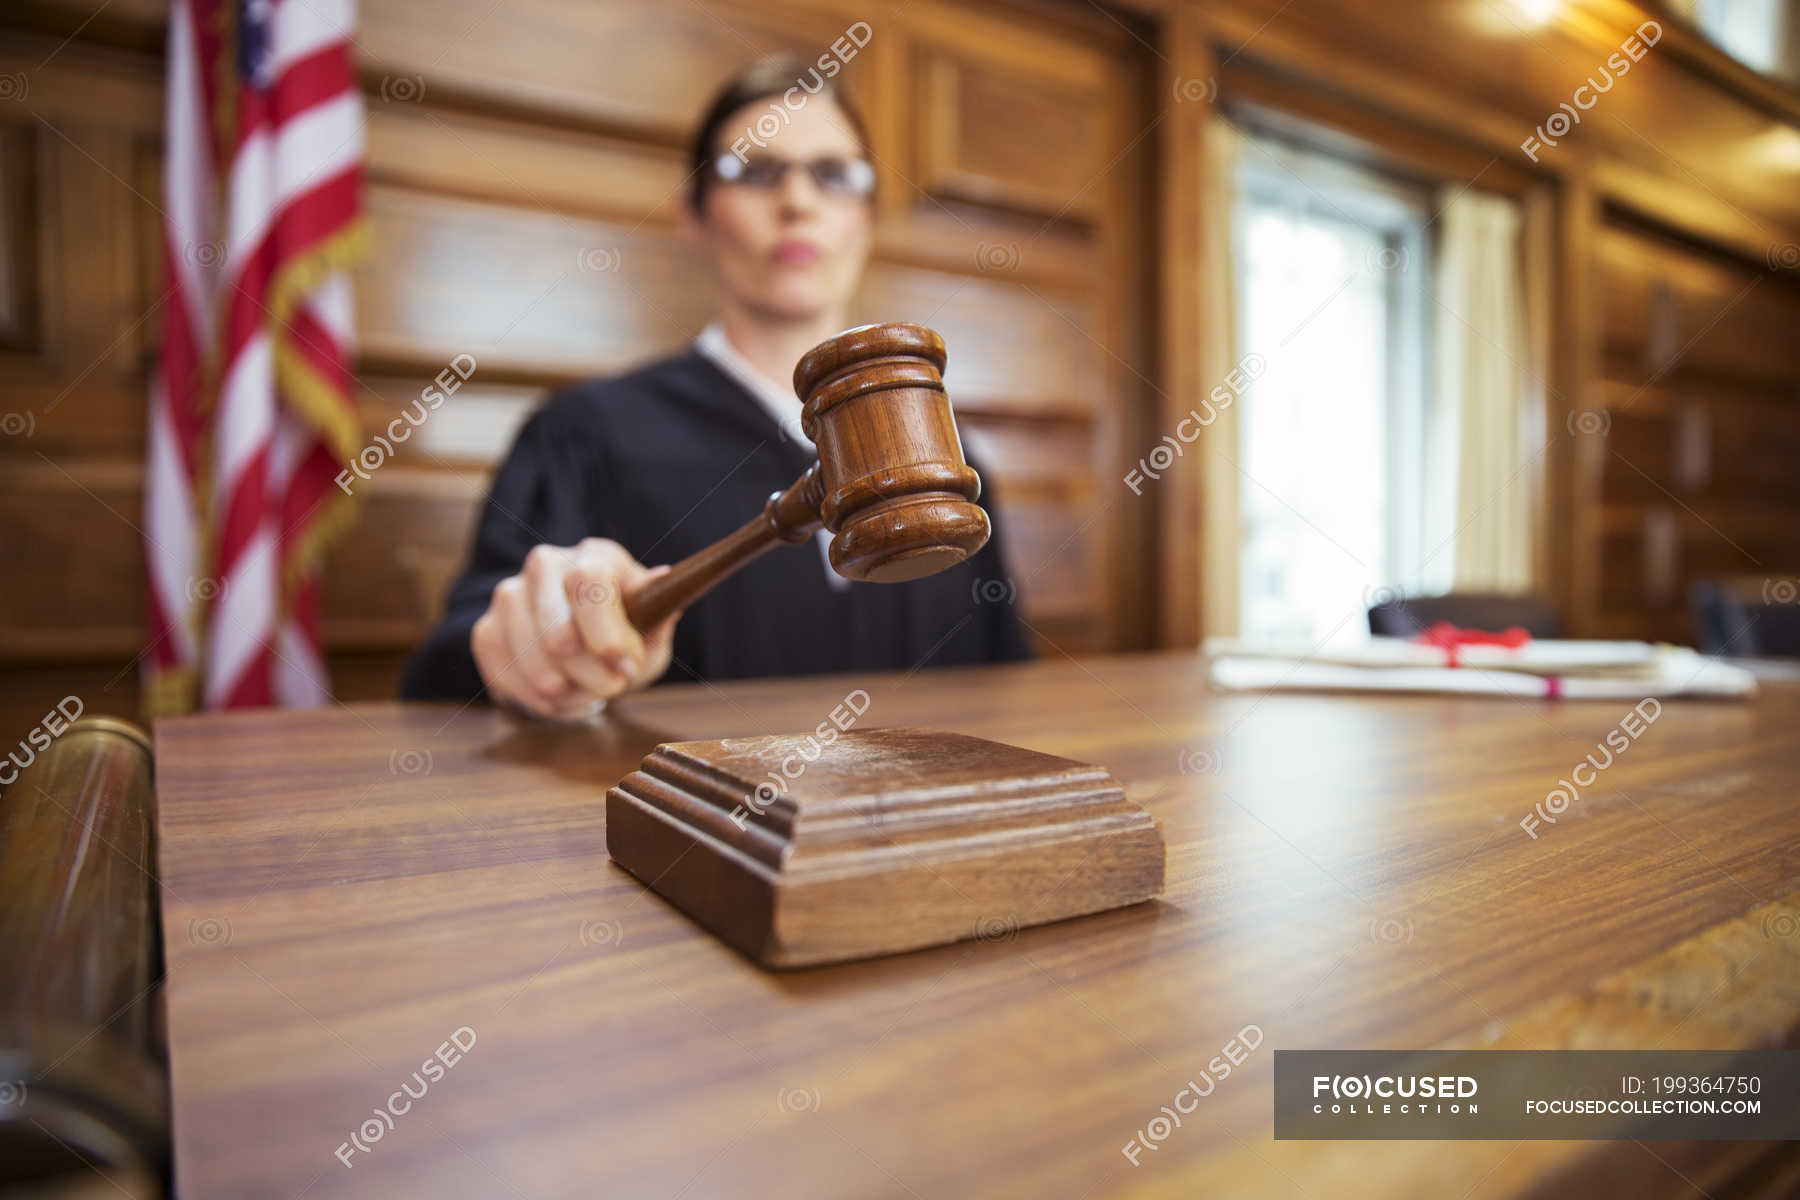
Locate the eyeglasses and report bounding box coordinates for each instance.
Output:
[707,153,876,199]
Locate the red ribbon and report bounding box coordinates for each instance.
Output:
[1412,621,1531,668]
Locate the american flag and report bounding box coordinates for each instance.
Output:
[144,0,366,713]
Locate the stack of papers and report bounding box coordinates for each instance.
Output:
[1204,637,1759,699]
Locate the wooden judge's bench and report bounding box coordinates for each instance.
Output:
[11,652,1800,1198]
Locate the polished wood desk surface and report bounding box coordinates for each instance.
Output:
[153,652,1800,1198]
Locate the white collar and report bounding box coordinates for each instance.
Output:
[692,322,849,589]
[694,321,810,448]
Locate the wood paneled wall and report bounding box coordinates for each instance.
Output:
[0,0,1158,730]
[1588,215,1800,641]
[3,0,1799,731]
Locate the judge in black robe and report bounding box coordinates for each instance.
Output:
[399,347,1033,703]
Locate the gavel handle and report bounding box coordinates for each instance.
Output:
[622,462,827,631]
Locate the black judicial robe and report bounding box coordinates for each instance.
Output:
[400,348,1034,702]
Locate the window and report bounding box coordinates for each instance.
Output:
[1673,0,1796,81]
[1232,139,1433,646]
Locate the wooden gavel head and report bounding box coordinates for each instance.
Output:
[621,322,992,631]
[792,323,990,583]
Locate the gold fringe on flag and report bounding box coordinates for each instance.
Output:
[143,665,201,721]
[266,217,371,611]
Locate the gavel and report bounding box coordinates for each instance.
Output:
[621,322,991,630]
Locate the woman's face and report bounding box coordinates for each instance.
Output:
[687,96,873,323]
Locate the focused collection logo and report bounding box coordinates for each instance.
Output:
[1311,1073,1479,1116]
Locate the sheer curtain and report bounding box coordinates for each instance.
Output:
[1199,117,1243,638]
[1430,189,1532,593]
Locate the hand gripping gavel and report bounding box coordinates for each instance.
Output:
[620,322,991,630]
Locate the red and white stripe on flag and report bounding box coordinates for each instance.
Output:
[144,0,367,714]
